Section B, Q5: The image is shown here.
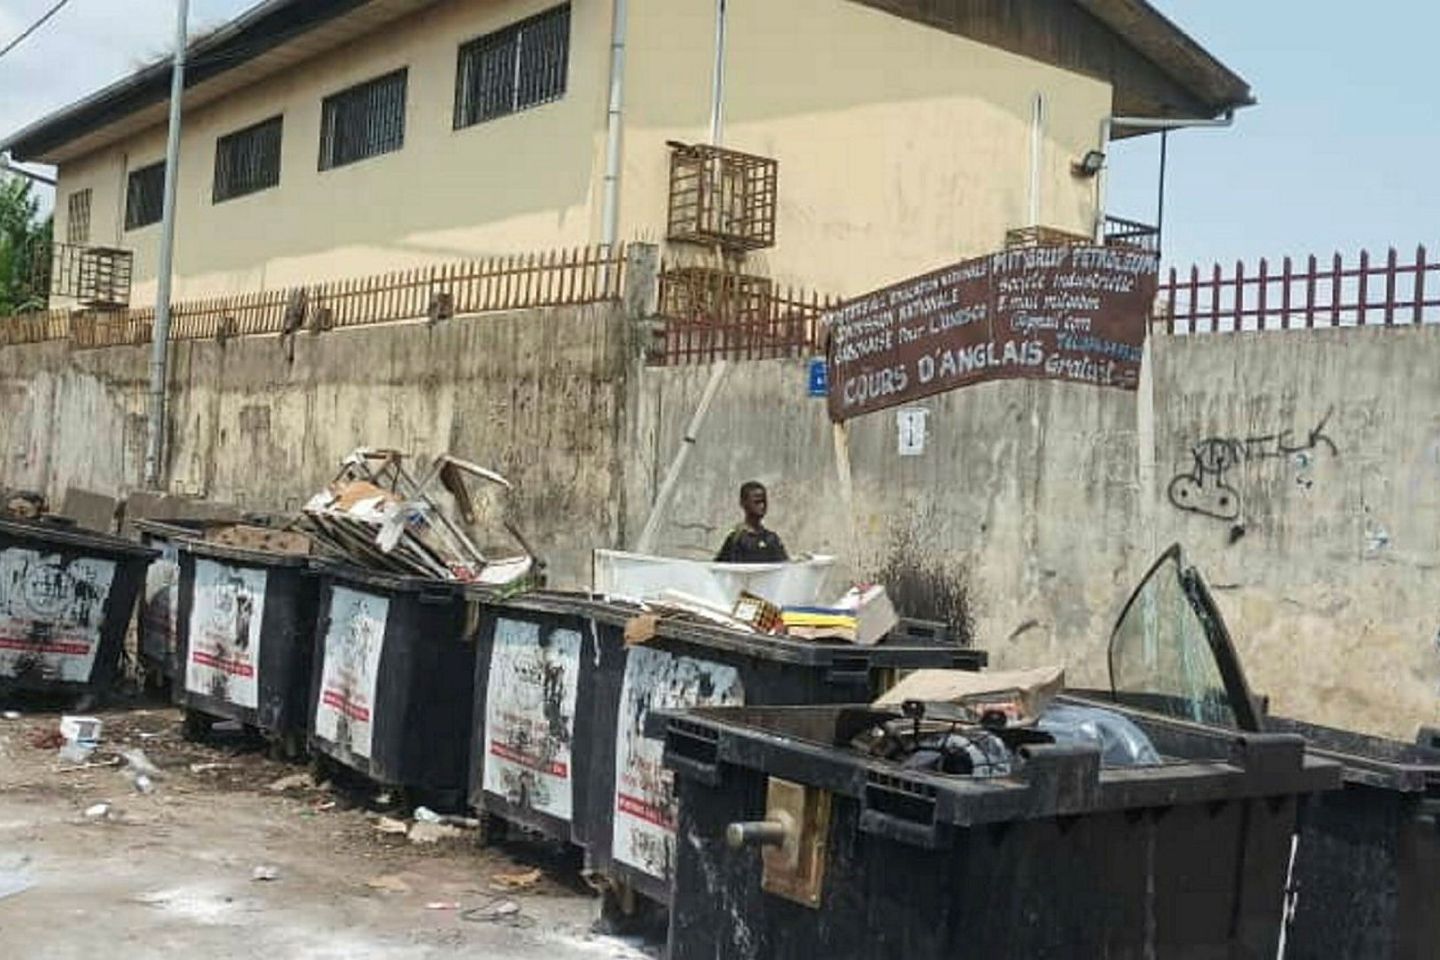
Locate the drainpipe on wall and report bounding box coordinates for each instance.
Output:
[145,0,190,490]
[709,0,728,146]
[599,0,629,254]
[1028,93,1046,227]
[1092,109,1236,242]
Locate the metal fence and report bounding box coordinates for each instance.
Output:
[1160,245,1440,334]
[1,244,627,349]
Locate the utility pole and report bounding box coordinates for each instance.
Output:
[144,0,189,489]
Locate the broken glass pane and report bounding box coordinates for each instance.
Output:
[1109,550,1240,728]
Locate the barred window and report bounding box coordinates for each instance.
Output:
[214,116,283,202]
[454,5,570,129]
[319,69,408,171]
[125,161,166,231]
[66,189,92,244]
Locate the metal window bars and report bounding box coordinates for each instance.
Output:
[214,116,283,202]
[319,69,408,171]
[454,4,570,129]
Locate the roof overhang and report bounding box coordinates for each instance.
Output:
[5,0,1252,165]
[852,0,1253,136]
[1076,0,1253,114]
[2,0,443,165]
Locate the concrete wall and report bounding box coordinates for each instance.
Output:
[52,0,1109,303]
[1149,326,1440,741]
[0,302,631,587]
[631,325,1440,740]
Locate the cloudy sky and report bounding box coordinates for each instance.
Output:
[1,0,1436,269]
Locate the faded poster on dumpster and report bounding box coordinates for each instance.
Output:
[826,244,1159,421]
[483,618,582,820]
[185,559,267,709]
[0,548,115,683]
[613,648,744,880]
[314,587,389,759]
[141,539,181,660]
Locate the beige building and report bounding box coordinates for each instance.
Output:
[4,0,1250,303]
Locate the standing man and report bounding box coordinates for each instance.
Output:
[715,481,789,563]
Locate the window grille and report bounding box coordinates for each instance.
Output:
[124,162,166,231]
[214,115,283,202]
[66,189,92,244]
[319,69,408,171]
[454,5,570,129]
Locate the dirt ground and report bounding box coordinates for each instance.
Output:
[0,701,658,960]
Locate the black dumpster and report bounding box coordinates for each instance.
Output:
[659,703,1338,960]
[467,592,987,906]
[1089,544,1440,960]
[308,563,481,805]
[0,517,156,703]
[173,538,319,755]
[133,520,226,689]
[1257,717,1440,960]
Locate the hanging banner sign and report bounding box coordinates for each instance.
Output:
[825,244,1159,422]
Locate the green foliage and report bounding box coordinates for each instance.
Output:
[0,171,53,315]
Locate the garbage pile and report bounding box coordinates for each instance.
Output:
[595,548,908,646]
[301,449,537,586]
[852,666,1161,775]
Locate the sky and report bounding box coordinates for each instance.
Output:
[1,0,1436,271]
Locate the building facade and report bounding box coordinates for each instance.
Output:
[5,0,1250,303]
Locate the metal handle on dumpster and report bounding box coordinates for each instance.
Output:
[663,722,723,786]
[859,777,943,850]
[825,656,871,689]
[727,815,792,850]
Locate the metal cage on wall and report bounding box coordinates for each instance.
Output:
[658,265,775,326]
[666,142,778,252]
[33,241,134,309]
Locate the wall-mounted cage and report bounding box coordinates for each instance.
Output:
[34,242,135,309]
[667,142,778,252]
[659,265,775,325]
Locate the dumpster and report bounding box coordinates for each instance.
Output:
[467,591,987,907]
[133,519,228,689]
[173,538,319,756]
[1266,719,1440,959]
[1085,545,1440,959]
[309,563,482,806]
[0,517,156,703]
[659,700,1338,960]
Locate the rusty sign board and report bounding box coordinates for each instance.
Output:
[825,245,1159,421]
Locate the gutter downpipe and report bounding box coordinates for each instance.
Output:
[599,0,628,255]
[1093,109,1235,242]
[709,0,728,146]
[144,0,190,490]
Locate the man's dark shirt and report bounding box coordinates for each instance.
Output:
[715,524,789,563]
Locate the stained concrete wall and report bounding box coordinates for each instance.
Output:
[632,325,1440,740]
[4,308,1438,738]
[0,303,630,587]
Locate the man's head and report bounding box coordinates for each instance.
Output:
[739,481,768,525]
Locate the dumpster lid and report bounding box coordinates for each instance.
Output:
[1262,715,1440,792]
[177,534,313,569]
[497,590,986,669]
[0,517,159,560]
[1105,544,1262,732]
[312,558,474,599]
[662,704,1339,827]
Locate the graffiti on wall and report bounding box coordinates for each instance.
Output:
[1168,408,1339,522]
